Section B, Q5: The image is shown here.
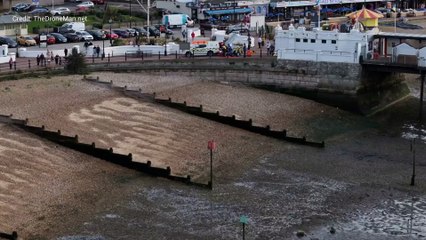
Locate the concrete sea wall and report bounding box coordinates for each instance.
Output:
[88,58,408,114]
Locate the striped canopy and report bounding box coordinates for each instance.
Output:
[346,8,384,19]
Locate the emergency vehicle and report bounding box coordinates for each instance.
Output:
[185,41,221,57]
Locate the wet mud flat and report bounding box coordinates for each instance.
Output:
[0,73,425,239]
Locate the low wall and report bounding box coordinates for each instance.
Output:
[18,46,80,58]
[18,43,181,58]
[0,114,210,189]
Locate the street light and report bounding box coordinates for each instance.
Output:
[15,29,19,58]
[109,18,113,45]
[102,31,105,60]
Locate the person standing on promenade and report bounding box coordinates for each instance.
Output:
[266,39,271,55]
[258,36,262,49]
[243,43,247,58]
[64,48,68,57]
[40,53,45,66]
[96,46,101,58]
[36,54,40,66]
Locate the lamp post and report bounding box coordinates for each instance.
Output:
[15,29,19,58]
[234,0,236,22]
[147,0,150,39]
[129,0,132,28]
[109,18,113,45]
[102,32,105,60]
[207,140,216,190]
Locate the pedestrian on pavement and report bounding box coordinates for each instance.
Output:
[59,57,62,65]
[40,53,45,66]
[96,46,101,58]
[36,54,40,66]
[258,36,262,49]
[84,41,89,53]
[266,39,271,55]
[8,57,12,69]
[270,44,275,56]
[64,48,68,57]
[55,54,59,65]
[191,31,195,42]
[50,51,54,61]
[243,43,247,58]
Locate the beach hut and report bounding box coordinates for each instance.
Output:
[346,7,384,27]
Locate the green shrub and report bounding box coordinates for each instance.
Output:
[112,38,126,46]
[65,48,88,74]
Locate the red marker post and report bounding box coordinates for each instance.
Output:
[208,140,216,190]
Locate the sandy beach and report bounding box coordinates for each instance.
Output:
[0,72,424,239]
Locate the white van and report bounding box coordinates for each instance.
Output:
[61,22,85,32]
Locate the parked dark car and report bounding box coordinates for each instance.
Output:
[50,33,68,43]
[87,30,105,40]
[144,26,160,37]
[11,3,31,12]
[132,27,148,37]
[0,37,18,48]
[112,29,130,38]
[126,28,137,37]
[62,32,80,42]
[28,8,50,16]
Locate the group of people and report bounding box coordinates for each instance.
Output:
[36,49,66,66]
[257,37,275,56]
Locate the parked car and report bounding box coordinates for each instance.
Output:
[104,31,119,40]
[62,32,80,42]
[154,25,173,35]
[77,1,95,8]
[112,29,130,38]
[145,26,160,37]
[50,33,68,43]
[28,8,50,16]
[0,37,18,48]
[11,3,31,12]
[34,34,56,44]
[75,6,90,15]
[17,36,36,46]
[132,27,148,36]
[87,30,105,40]
[126,28,137,37]
[75,31,94,41]
[50,7,71,16]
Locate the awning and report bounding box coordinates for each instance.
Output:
[204,8,253,15]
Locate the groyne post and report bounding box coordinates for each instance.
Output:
[420,71,425,123]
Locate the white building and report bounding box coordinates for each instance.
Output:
[0,15,30,36]
[275,25,379,63]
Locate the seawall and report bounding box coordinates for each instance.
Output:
[88,58,409,114]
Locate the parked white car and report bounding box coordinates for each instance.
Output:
[77,1,94,8]
[50,7,71,16]
[75,31,94,41]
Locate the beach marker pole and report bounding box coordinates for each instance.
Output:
[410,139,416,186]
[240,215,248,240]
[208,140,216,190]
